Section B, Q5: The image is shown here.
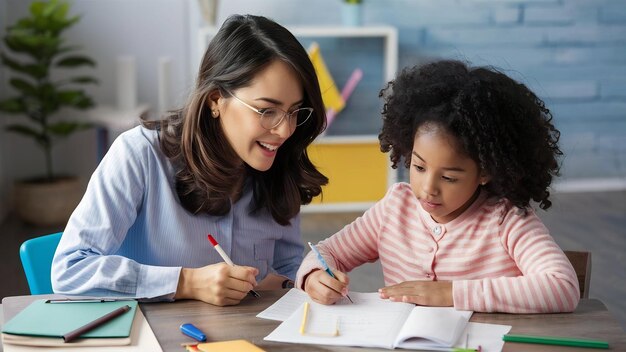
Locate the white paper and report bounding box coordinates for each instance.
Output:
[265,296,413,349]
[257,289,382,321]
[394,306,472,347]
[262,289,512,351]
[116,56,137,111]
[256,288,309,321]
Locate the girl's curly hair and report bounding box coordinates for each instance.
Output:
[379,60,562,210]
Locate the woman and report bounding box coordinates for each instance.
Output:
[52,14,328,306]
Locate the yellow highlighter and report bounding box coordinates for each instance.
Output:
[299,301,340,337]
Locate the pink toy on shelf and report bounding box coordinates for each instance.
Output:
[325,68,363,131]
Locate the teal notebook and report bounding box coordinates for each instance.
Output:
[2,299,137,339]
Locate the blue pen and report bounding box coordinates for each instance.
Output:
[180,323,207,342]
[308,242,354,303]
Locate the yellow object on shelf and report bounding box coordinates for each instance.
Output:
[306,136,395,211]
[308,42,345,114]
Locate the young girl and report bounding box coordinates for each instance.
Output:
[52,15,328,306]
[297,60,580,313]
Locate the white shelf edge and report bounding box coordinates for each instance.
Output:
[553,177,626,193]
[289,25,397,37]
[301,202,375,213]
[314,134,379,144]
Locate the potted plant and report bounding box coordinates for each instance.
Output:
[0,0,97,226]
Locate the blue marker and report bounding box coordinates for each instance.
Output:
[180,323,207,342]
[308,242,354,303]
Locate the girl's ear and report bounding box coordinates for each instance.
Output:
[480,173,492,186]
[207,89,223,118]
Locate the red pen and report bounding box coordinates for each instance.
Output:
[207,234,260,298]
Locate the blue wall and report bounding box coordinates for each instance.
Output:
[222,0,626,180]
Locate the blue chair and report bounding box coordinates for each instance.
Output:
[19,232,62,295]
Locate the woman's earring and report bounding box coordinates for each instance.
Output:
[212,110,219,117]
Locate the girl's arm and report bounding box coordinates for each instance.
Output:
[296,185,397,301]
[453,209,580,313]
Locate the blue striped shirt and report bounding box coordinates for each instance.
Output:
[51,126,304,300]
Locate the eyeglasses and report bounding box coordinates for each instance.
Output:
[224,89,313,130]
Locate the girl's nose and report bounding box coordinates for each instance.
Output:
[422,175,439,196]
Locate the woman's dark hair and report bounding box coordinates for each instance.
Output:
[379,60,562,211]
[143,14,327,225]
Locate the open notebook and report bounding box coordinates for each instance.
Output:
[260,289,511,351]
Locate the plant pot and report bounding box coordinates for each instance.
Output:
[14,176,83,227]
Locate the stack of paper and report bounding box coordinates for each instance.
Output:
[1,298,162,351]
[259,289,512,351]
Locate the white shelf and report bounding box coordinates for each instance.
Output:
[196,25,398,82]
[290,26,398,82]
[301,202,377,213]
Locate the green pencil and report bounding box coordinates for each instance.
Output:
[503,334,609,349]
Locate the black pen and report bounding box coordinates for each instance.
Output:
[46,299,117,304]
[62,305,131,342]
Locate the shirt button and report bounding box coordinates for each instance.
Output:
[426,273,431,278]
[433,226,441,235]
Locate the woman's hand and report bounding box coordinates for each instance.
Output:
[303,269,350,305]
[256,273,290,291]
[175,262,258,306]
[379,280,453,306]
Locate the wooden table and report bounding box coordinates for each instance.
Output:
[2,291,626,351]
[140,290,625,351]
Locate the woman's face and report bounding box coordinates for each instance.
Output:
[213,59,304,171]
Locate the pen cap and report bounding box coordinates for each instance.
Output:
[180,323,207,342]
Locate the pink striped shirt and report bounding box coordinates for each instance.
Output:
[297,183,580,313]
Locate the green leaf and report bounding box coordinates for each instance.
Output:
[73,94,95,109]
[55,90,94,109]
[41,0,59,17]
[0,54,24,70]
[67,76,99,84]
[55,45,79,55]
[50,1,71,22]
[56,56,96,67]
[1,54,48,79]
[5,124,42,139]
[9,78,38,96]
[55,90,81,104]
[30,2,46,17]
[0,98,27,114]
[47,121,93,137]
[5,29,63,59]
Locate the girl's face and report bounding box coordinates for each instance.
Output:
[409,124,489,224]
[213,59,304,171]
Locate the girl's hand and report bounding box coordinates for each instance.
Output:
[379,281,453,306]
[175,262,258,306]
[303,269,350,305]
